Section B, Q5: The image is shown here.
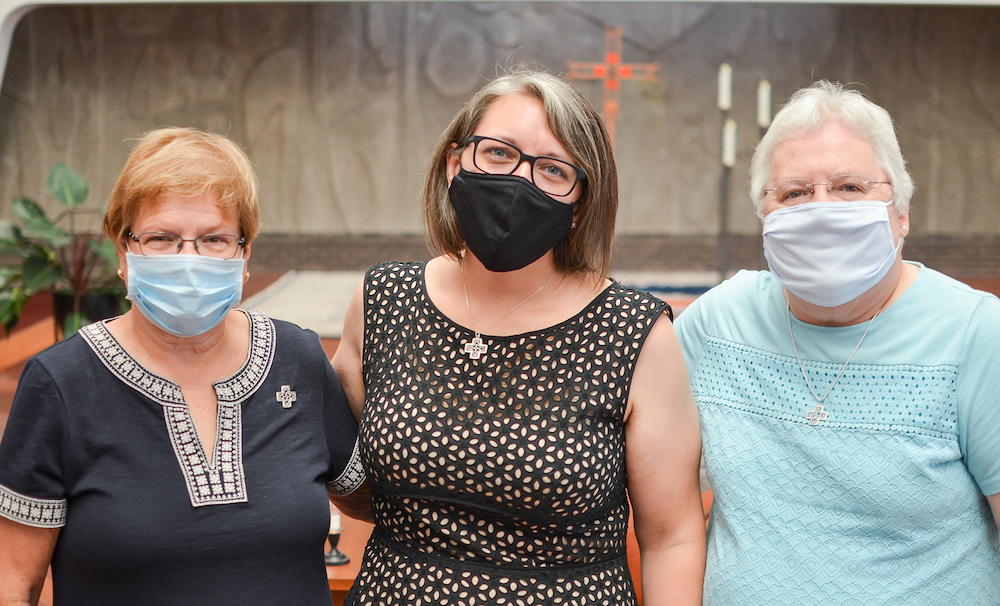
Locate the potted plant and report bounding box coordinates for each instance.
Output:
[0,163,126,338]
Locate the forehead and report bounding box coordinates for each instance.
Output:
[770,121,883,180]
[474,94,574,160]
[132,191,237,231]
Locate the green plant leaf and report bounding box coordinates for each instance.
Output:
[0,222,29,257]
[62,311,86,338]
[0,292,27,334]
[20,217,72,248]
[12,197,48,224]
[0,266,19,289]
[47,163,89,210]
[12,198,70,246]
[0,221,23,243]
[21,256,63,294]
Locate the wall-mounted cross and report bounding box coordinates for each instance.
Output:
[566,26,659,148]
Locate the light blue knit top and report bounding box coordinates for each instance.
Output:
[676,263,1000,605]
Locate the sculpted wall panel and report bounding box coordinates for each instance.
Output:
[0,3,998,237]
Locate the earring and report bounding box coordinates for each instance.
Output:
[117,269,124,280]
[245,271,251,283]
[901,226,908,234]
[571,222,577,229]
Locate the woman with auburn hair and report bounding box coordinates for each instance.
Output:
[333,66,705,605]
[0,127,368,606]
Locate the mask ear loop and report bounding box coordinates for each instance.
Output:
[884,197,907,250]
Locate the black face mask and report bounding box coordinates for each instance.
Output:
[448,169,576,273]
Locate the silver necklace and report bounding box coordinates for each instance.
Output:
[787,302,880,426]
[461,262,556,360]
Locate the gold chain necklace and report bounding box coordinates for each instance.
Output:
[460,262,556,360]
[786,302,880,426]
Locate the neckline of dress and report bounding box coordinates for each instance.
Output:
[417,261,618,340]
[83,309,263,398]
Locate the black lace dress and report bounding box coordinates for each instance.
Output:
[346,262,670,606]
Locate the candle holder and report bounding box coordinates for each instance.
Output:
[325,531,350,566]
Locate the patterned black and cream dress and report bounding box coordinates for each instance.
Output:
[346,262,670,606]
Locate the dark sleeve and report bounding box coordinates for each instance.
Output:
[315,334,365,495]
[0,357,69,527]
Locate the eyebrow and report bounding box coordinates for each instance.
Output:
[478,134,575,163]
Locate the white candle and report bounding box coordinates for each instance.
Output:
[757,80,772,128]
[722,119,737,168]
[718,63,732,111]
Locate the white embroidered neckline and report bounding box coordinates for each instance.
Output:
[79,310,276,507]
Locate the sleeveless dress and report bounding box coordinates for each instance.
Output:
[346,262,670,606]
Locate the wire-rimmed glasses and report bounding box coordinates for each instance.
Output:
[463,135,586,198]
[765,175,892,204]
[128,231,246,258]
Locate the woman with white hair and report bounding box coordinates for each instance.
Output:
[676,80,1000,604]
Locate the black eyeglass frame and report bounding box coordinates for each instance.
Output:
[128,231,247,259]
[461,135,587,198]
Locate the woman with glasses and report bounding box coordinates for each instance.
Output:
[676,81,1000,604]
[332,66,705,606]
[0,128,368,605]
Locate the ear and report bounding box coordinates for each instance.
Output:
[242,241,252,264]
[897,206,910,240]
[118,255,128,285]
[117,238,131,284]
[445,142,461,186]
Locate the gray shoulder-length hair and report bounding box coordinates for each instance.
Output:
[422,65,617,280]
[749,80,914,219]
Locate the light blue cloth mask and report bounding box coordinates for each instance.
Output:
[763,200,903,307]
[126,252,244,337]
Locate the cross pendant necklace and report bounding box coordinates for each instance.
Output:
[461,261,556,360]
[787,302,880,427]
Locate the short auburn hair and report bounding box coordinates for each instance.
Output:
[103,127,260,252]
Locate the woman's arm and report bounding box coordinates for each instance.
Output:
[0,517,59,606]
[625,315,706,606]
[987,493,1000,528]
[330,482,373,523]
[332,281,366,422]
[329,280,373,522]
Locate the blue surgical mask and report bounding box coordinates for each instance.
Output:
[762,200,903,307]
[126,252,244,337]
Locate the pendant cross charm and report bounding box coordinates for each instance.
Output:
[805,403,828,426]
[276,385,297,408]
[463,335,488,360]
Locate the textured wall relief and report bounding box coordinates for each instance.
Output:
[1,4,999,237]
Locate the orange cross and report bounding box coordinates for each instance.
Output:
[566,27,659,148]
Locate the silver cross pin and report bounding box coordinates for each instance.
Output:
[463,335,488,360]
[805,403,828,426]
[276,385,297,409]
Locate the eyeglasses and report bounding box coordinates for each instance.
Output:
[129,231,246,258]
[462,135,586,198]
[765,175,892,204]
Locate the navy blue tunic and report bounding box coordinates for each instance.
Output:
[0,311,363,605]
